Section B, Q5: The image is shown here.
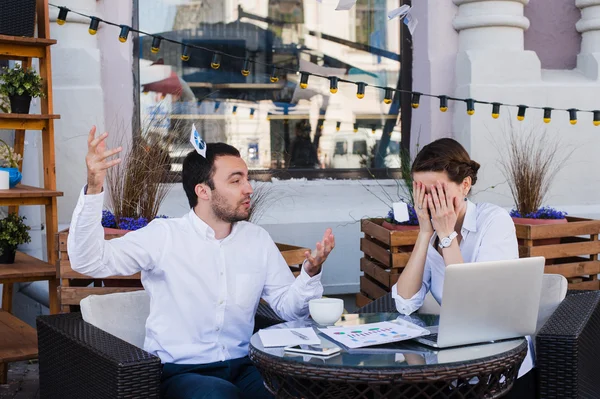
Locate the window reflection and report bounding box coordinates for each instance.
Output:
[136,0,402,173]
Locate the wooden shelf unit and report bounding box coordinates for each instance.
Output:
[0,0,61,384]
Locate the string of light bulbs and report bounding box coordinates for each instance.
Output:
[50,3,600,126]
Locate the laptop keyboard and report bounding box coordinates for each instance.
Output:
[423,333,438,343]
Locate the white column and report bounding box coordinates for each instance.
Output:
[576,0,600,79]
[409,0,459,149]
[453,0,541,85]
[49,0,106,225]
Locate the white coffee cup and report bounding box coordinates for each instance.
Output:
[309,298,344,326]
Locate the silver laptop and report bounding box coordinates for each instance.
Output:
[415,257,545,348]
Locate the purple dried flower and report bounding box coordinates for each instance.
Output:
[101,210,117,228]
[510,206,567,220]
[385,203,419,226]
[101,209,169,231]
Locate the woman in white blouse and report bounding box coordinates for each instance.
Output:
[393,138,518,312]
[391,138,534,397]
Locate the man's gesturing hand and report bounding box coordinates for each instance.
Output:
[86,126,122,195]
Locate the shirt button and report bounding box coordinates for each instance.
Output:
[219,300,224,305]
[216,327,220,332]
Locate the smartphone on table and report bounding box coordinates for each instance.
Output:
[284,343,341,357]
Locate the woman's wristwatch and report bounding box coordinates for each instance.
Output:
[438,231,458,248]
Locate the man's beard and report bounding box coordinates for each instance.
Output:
[211,190,250,223]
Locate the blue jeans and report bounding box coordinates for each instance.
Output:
[160,356,273,399]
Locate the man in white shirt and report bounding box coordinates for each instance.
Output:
[68,127,335,399]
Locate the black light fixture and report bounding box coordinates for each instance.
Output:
[88,17,100,35]
[151,36,162,54]
[57,7,69,25]
[329,77,339,94]
[241,58,250,76]
[181,45,190,61]
[383,88,393,104]
[492,103,501,119]
[300,72,309,89]
[439,96,448,112]
[211,53,221,70]
[118,25,130,43]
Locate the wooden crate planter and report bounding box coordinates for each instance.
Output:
[359,219,419,306]
[56,229,308,311]
[515,216,600,290]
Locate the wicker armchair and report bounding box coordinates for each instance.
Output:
[36,303,285,399]
[357,290,600,399]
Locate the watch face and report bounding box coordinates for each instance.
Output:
[441,237,451,247]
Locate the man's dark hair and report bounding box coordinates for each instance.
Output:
[182,142,241,208]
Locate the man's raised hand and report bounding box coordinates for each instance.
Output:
[85,126,122,195]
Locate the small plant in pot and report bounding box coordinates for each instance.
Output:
[0,213,31,264]
[496,124,573,227]
[0,138,23,188]
[0,64,45,114]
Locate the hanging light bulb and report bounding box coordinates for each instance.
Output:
[151,36,162,53]
[232,105,238,115]
[356,82,366,99]
[594,111,600,126]
[517,105,527,121]
[411,92,421,109]
[211,53,221,69]
[492,103,501,119]
[270,67,279,83]
[439,96,448,112]
[250,108,255,119]
[299,72,309,89]
[118,25,130,43]
[383,88,393,104]
[88,17,100,35]
[466,99,475,116]
[543,108,552,124]
[329,77,339,94]
[57,7,69,25]
[336,121,341,131]
[241,58,250,76]
[214,101,220,112]
[353,123,359,132]
[266,113,271,121]
[568,109,578,125]
[181,45,190,61]
[371,125,376,134]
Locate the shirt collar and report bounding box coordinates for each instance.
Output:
[187,209,240,241]
[463,199,477,233]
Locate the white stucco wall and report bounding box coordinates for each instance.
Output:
[448,0,600,212]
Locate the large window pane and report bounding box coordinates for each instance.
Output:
[136,0,402,174]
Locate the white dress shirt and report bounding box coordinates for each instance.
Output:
[68,187,323,365]
[391,200,533,377]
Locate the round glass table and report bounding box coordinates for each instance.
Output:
[249,313,527,399]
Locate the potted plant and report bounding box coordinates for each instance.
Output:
[0,64,45,114]
[496,125,573,227]
[0,138,22,188]
[0,213,31,264]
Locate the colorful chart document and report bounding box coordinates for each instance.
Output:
[319,321,430,349]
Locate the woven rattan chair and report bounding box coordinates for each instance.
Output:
[357,290,600,399]
[36,302,285,399]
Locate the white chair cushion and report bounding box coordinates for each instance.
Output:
[536,274,568,333]
[80,290,150,349]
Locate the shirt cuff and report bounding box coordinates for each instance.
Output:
[297,260,322,285]
[77,185,105,221]
[391,282,425,316]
